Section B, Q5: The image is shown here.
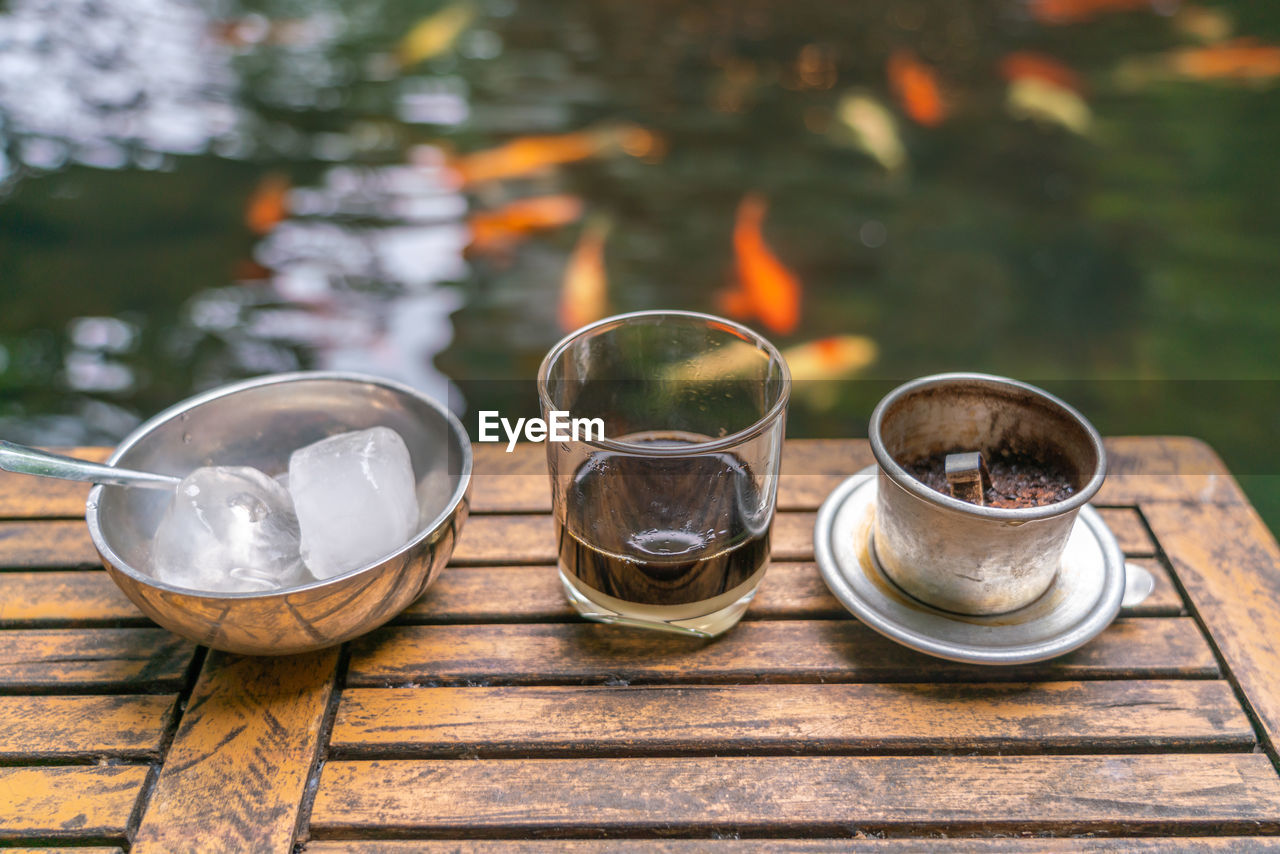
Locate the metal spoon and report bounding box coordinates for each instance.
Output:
[0,440,180,490]
[1122,561,1156,608]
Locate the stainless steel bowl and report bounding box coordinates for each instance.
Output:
[86,372,472,655]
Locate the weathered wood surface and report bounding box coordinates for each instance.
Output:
[0,765,149,840]
[399,557,1183,624]
[310,753,1280,836]
[1095,436,1249,507]
[347,618,1217,686]
[1146,500,1280,760]
[0,694,175,760]
[0,437,1276,850]
[0,571,144,626]
[0,556,1183,631]
[1095,507,1156,556]
[331,680,1252,757]
[0,511,1163,581]
[304,840,1280,853]
[0,629,195,691]
[0,520,99,568]
[131,648,339,854]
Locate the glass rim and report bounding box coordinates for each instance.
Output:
[536,309,792,457]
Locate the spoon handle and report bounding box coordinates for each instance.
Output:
[0,441,180,490]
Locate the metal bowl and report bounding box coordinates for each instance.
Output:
[86,372,472,655]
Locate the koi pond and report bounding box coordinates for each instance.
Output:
[2,1,1279,525]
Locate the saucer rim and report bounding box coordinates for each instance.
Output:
[813,467,1126,665]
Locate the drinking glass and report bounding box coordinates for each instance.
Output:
[537,310,790,637]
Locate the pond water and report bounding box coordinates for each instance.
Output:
[2,0,1279,526]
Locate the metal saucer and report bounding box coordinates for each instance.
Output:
[814,467,1125,665]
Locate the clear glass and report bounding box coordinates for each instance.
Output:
[538,310,790,638]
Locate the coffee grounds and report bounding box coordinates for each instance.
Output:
[904,447,1076,509]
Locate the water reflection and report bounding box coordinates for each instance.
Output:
[0,0,238,187]
[1,0,1279,526]
[64,316,138,393]
[261,177,466,388]
[0,0,477,437]
[196,154,470,404]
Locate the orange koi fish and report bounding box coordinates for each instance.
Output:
[729,193,801,336]
[397,3,474,68]
[1171,39,1280,81]
[666,334,876,401]
[245,173,290,235]
[887,50,947,127]
[1030,0,1155,25]
[232,258,273,282]
[452,124,660,186]
[833,93,907,173]
[999,51,1084,93]
[212,17,334,49]
[1116,38,1280,87]
[1001,52,1092,135]
[1172,4,1234,44]
[559,218,611,332]
[468,195,584,255]
[781,336,878,383]
[1007,77,1092,135]
[715,287,754,321]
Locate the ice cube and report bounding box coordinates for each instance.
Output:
[151,466,308,593]
[288,426,420,579]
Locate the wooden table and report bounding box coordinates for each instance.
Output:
[3,437,1280,852]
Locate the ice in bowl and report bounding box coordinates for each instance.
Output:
[149,427,421,593]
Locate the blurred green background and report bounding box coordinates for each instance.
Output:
[2,0,1278,528]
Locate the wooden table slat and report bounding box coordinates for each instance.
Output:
[1094,436,1250,507]
[310,754,1280,836]
[0,554,1184,631]
[131,648,339,854]
[0,629,195,691]
[0,765,149,840]
[347,618,1218,687]
[304,840,1280,853]
[0,695,176,760]
[0,510,1164,577]
[0,571,144,625]
[1145,500,1280,760]
[1094,507,1157,556]
[396,558,1183,625]
[0,520,100,569]
[0,439,1247,523]
[331,680,1253,757]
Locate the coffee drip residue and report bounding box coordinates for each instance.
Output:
[904,446,1077,509]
